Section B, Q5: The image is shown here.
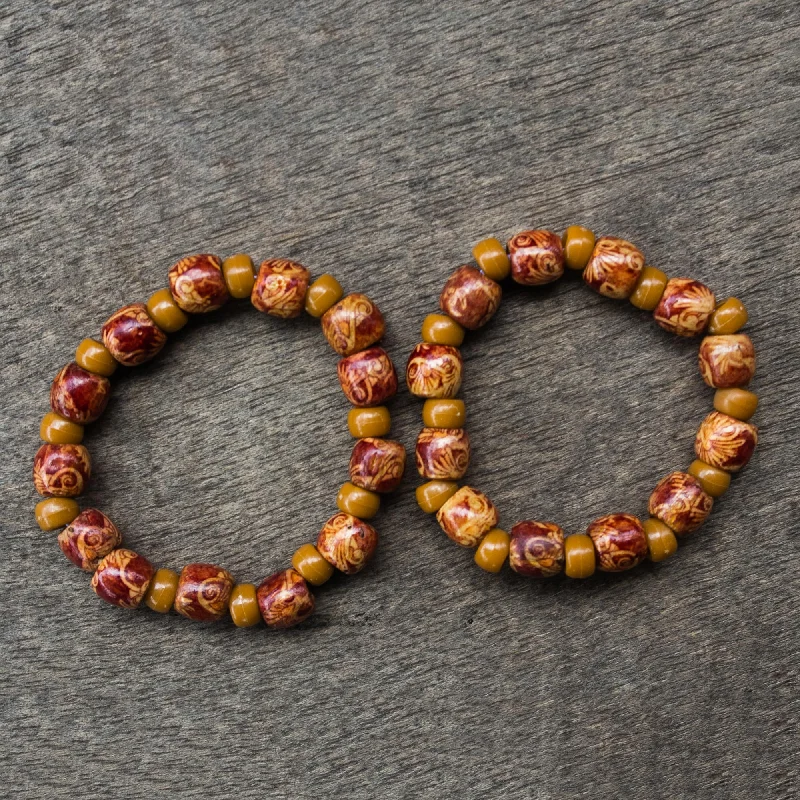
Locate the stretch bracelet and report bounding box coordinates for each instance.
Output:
[407,226,758,577]
[34,254,405,629]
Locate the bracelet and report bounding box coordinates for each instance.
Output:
[34,254,405,629]
[406,226,758,577]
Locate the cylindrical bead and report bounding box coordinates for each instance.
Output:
[472,238,511,281]
[58,508,121,571]
[337,481,381,519]
[653,278,716,336]
[561,226,596,272]
[415,480,459,513]
[144,568,179,614]
[91,549,154,608]
[173,563,235,621]
[337,347,398,407]
[687,459,731,498]
[583,236,644,298]
[33,443,91,497]
[436,486,498,547]
[292,543,335,586]
[251,259,310,318]
[509,521,565,577]
[713,388,758,421]
[102,303,167,365]
[168,254,229,313]
[474,528,510,573]
[305,274,344,318]
[222,254,256,300]
[347,406,391,438]
[508,230,565,285]
[228,583,262,627]
[648,472,713,535]
[317,512,379,575]
[40,412,83,445]
[643,518,678,563]
[698,334,755,388]
[349,437,406,493]
[321,293,385,355]
[50,362,110,424]
[146,288,189,333]
[75,338,118,377]
[257,569,315,628]
[587,513,647,572]
[439,265,502,330]
[422,398,466,428]
[564,534,596,579]
[406,343,463,399]
[695,411,758,472]
[421,313,466,346]
[416,427,470,480]
[34,497,80,531]
[629,266,668,311]
[708,297,748,335]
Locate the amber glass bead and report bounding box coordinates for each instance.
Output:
[337,347,398,407]
[643,518,678,563]
[292,543,335,586]
[473,238,510,281]
[251,259,310,318]
[317,512,379,574]
[714,388,759,421]
[406,343,463,399]
[474,529,510,573]
[648,472,713,535]
[509,521,565,577]
[564,534,596,579]
[587,513,647,572]
[146,288,189,333]
[688,459,731,498]
[347,406,391,438]
[439,265,502,330]
[422,398,466,428]
[75,338,117,377]
[40,412,83,445]
[257,568,315,628]
[349,437,406,493]
[33,443,91,497]
[416,480,459,513]
[583,236,645,298]
[229,583,262,627]
[416,427,470,480]
[169,254,229,313]
[91,549,154,608]
[322,293,385,355]
[103,303,168,366]
[629,266,668,311]
[34,497,79,531]
[222,254,256,300]
[508,229,564,285]
[174,563,235,621]
[653,278,716,337]
[144,568,179,614]
[695,411,758,472]
[50,362,110,425]
[436,486,498,547]
[305,274,344,318]
[708,297,748,335]
[58,508,121,571]
[337,481,381,519]
[421,314,465,347]
[561,225,596,272]
[698,334,755,388]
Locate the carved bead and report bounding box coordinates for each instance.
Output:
[406,343,462,399]
[653,278,716,336]
[436,486,498,547]
[321,293,385,355]
[168,254,229,313]
[439,265,502,330]
[91,548,154,608]
[33,443,91,497]
[257,568,315,628]
[102,303,167,366]
[58,508,121,571]
[509,520,566,577]
[416,427,470,480]
[349,437,406,493]
[587,513,647,572]
[317,512,379,574]
[698,334,756,388]
[251,259,310,318]
[50,362,110,425]
[508,229,564,286]
[648,472,713,535]
[583,236,645,298]
[337,346,398,407]
[174,563,235,621]
[695,411,758,472]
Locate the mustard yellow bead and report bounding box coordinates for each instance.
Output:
[292,543,335,586]
[564,533,596,578]
[144,568,179,613]
[34,497,80,531]
[562,225,596,271]
[422,398,466,428]
[687,459,731,498]
[146,288,189,333]
[629,265,668,311]
[75,338,118,377]
[305,274,344,318]
[347,406,391,438]
[415,480,459,513]
[40,412,84,445]
[708,297,748,335]
[713,388,759,421]
[474,528,510,573]
[472,238,510,281]
[229,583,262,627]
[222,254,256,300]
[421,314,466,347]
[643,518,678,562]
[336,481,381,519]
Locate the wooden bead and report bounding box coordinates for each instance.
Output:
[168,254,229,313]
[406,343,463,399]
[708,297,748,335]
[228,583,262,627]
[317,512,379,574]
[292,543,335,586]
[561,226,596,272]
[91,548,154,608]
[653,278,716,336]
[40,412,83,445]
[587,513,647,572]
[257,568,315,628]
[583,236,644,298]
[50,362,110,424]
[174,563,235,621]
[305,274,344,318]
[509,520,565,577]
[695,411,758,472]
[321,293,385,355]
[439,265,502,330]
[144,568,179,614]
[337,347,398,407]
[222,253,256,300]
[436,486,498,547]
[34,497,80,531]
[629,266,668,311]
[416,427,470,480]
[698,334,755,388]
[421,313,465,346]
[347,406,391,438]
[75,338,117,376]
[508,229,565,285]
[146,288,189,333]
[251,258,310,318]
[643,518,678,562]
[474,528,510,573]
[687,459,731,498]
[33,443,90,497]
[349,437,406,493]
[564,534,596,579]
[415,480,459,513]
[472,238,510,281]
[422,398,465,428]
[714,387,758,421]
[102,303,167,366]
[337,481,381,519]
[648,471,713,535]
[58,508,121,571]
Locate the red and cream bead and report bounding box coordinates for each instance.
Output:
[321,293,385,355]
[33,443,91,497]
[587,514,648,572]
[436,486,498,547]
[653,278,716,336]
[257,569,315,628]
[251,259,310,318]
[406,343,462,399]
[583,236,644,298]
[349,437,406,493]
[174,563,235,621]
[317,512,379,574]
[91,549,154,608]
[337,346,398,407]
[698,334,755,388]
[415,427,470,480]
[648,472,713,535]
[102,303,167,365]
[439,265,502,329]
[168,254,229,313]
[58,508,121,571]
[50,363,110,424]
[695,411,758,472]
[508,230,564,286]
[509,521,565,577]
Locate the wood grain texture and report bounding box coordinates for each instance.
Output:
[2,0,799,797]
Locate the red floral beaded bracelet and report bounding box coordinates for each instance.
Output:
[34,254,405,629]
[407,226,758,577]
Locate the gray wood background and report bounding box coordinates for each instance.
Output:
[2,1,799,797]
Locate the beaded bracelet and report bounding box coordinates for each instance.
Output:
[407,226,758,577]
[34,254,405,629]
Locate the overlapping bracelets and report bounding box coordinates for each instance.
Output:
[34,255,405,629]
[407,226,758,577]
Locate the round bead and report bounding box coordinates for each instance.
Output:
[713,388,758,421]
[474,528,510,573]
[708,297,748,335]
[228,583,262,627]
[349,437,406,493]
[422,398,466,428]
[34,497,80,531]
[75,338,117,376]
[509,520,566,577]
[251,259,310,318]
[695,411,758,472]
[146,288,189,333]
[587,513,647,572]
[317,512,379,575]
[583,236,644,298]
[292,543,335,586]
[40,412,83,445]
[257,568,315,628]
[564,534,596,579]
[698,334,755,388]
[629,266,668,311]
[347,406,391,438]
[561,226,596,272]
[648,471,713,535]
[222,253,256,300]
[406,343,463,399]
[421,313,466,346]
[508,229,565,285]
[321,293,385,355]
[439,265,502,330]
[102,303,168,366]
[144,568,179,614]
[58,508,121,571]
[33,443,91,497]
[472,238,510,281]
[305,274,344,318]
[653,278,716,336]
[50,362,110,425]
[436,486,498,547]
[337,347,398,407]
[337,481,381,519]
[643,518,678,563]
[415,427,470,480]
[91,548,154,608]
[688,459,731,498]
[168,254,229,313]
[174,563,235,621]
[415,480,459,513]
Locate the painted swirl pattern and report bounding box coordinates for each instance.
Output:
[436,486,498,547]
[698,334,756,388]
[33,443,91,497]
[406,343,463,399]
[416,427,470,480]
[317,512,379,575]
[648,472,713,535]
[439,265,502,330]
[174,563,235,621]
[58,508,121,571]
[695,410,758,472]
[337,346,398,407]
[508,229,565,286]
[349,437,406,493]
[50,363,110,425]
[256,568,315,628]
[91,548,154,608]
[509,520,566,577]
[582,236,644,298]
[321,293,385,355]
[251,259,310,318]
[102,303,167,366]
[654,278,716,337]
[587,513,647,572]
[168,254,229,313]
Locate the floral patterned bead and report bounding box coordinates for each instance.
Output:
[337,347,398,407]
[509,521,566,577]
[91,548,154,608]
[583,236,645,298]
[508,230,564,285]
[406,343,462,399]
[33,443,91,497]
[168,254,229,313]
[648,472,713,535]
[415,427,470,480]
[317,512,379,574]
[653,278,716,337]
[50,362,110,425]
[58,508,121,571]
[321,293,385,356]
[349,437,406,493]
[436,486,498,547]
[251,259,310,318]
[257,568,315,628]
[587,513,647,572]
[695,411,758,472]
[173,563,235,622]
[439,265,502,330]
[698,334,756,388]
[102,303,168,366]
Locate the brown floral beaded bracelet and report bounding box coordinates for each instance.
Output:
[34,254,406,629]
[407,226,758,577]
